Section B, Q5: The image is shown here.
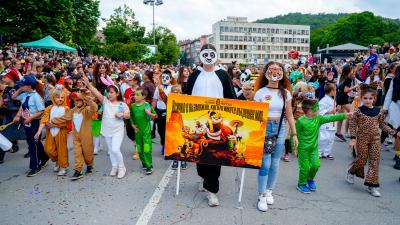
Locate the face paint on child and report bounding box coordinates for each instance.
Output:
[54,93,66,105]
[161,74,171,85]
[266,65,283,81]
[199,49,217,65]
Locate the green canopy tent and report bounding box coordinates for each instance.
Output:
[20,35,77,52]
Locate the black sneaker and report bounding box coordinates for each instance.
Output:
[394,159,400,170]
[394,155,399,161]
[0,151,5,164]
[10,144,19,153]
[326,155,334,160]
[71,170,84,180]
[39,159,49,169]
[172,161,179,170]
[335,133,346,142]
[145,167,153,175]
[181,161,187,170]
[86,166,93,174]
[24,152,30,158]
[27,168,42,177]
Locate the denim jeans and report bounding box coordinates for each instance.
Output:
[258,120,287,193]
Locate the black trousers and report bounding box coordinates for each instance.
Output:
[156,109,166,147]
[197,163,221,193]
[24,119,48,170]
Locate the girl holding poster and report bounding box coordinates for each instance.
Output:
[254,62,298,212]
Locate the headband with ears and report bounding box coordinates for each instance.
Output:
[109,84,120,93]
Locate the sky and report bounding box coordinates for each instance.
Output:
[99,0,399,41]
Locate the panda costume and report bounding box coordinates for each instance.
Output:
[184,44,236,206]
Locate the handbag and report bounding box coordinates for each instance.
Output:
[264,97,285,154]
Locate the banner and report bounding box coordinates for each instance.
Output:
[165,94,269,169]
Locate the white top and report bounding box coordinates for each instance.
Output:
[365,75,381,84]
[319,95,336,130]
[192,68,224,98]
[383,80,400,128]
[254,87,292,117]
[153,85,172,110]
[101,98,129,137]
[49,106,65,136]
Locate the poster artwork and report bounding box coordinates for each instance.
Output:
[165,94,269,169]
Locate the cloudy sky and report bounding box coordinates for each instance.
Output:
[99,0,399,40]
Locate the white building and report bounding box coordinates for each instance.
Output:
[211,17,310,64]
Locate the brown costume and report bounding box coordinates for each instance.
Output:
[349,107,397,187]
[40,88,70,168]
[52,92,98,172]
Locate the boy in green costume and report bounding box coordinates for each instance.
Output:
[130,87,157,175]
[295,99,350,193]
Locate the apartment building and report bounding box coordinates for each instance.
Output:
[211,17,310,64]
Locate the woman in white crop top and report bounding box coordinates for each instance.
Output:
[253,62,298,212]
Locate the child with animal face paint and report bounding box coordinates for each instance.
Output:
[295,99,350,194]
[130,87,157,175]
[35,85,70,176]
[152,70,174,155]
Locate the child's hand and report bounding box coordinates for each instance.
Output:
[292,135,299,149]
[151,114,158,120]
[34,132,40,140]
[349,139,356,150]
[145,109,151,115]
[115,112,124,118]
[23,117,33,125]
[46,122,57,128]
[132,125,139,133]
[346,112,353,118]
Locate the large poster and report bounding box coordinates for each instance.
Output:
[165,94,269,169]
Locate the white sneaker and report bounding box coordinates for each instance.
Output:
[206,192,219,207]
[266,189,274,205]
[110,167,118,177]
[346,172,354,184]
[367,187,381,197]
[198,179,205,192]
[53,164,60,172]
[57,168,67,176]
[117,167,126,179]
[257,193,268,212]
[94,148,99,155]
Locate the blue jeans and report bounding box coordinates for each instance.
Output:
[258,120,286,193]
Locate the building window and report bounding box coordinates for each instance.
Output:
[220,35,224,41]
[244,54,247,58]
[220,44,224,50]
[234,27,238,32]
[220,53,224,58]
[220,26,224,32]
[262,28,266,33]
[239,36,243,41]
[229,27,233,32]
[253,28,257,32]
[267,28,270,33]
[234,36,238,41]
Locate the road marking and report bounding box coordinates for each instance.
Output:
[135,163,174,225]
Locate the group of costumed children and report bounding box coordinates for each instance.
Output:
[290,74,400,197]
[25,72,165,180]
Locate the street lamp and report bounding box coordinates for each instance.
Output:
[143,0,163,46]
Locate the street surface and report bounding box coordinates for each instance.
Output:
[1,134,399,225]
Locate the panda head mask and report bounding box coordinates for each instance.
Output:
[161,73,171,86]
[199,45,218,65]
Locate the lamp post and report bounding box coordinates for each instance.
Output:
[143,0,163,46]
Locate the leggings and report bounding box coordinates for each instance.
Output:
[104,134,125,167]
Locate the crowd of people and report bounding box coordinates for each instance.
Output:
[1,42,400,212]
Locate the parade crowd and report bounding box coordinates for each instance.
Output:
[1,42,400,212]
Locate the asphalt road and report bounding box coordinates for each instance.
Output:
[1,134,399,225]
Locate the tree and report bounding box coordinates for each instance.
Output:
[0,0,75,43]
[143,27,180,65]
[72,0,100,47]
[102,4,145,45]
[103,42,149,61]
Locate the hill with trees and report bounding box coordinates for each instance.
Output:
[257,12,400,53]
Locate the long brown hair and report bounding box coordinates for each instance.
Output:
[177,66,189,84]
[370,64,384,82]
[254,61,291,99]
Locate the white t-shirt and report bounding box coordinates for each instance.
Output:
[254,87,292,117]
[192,70,224,98]
[153,85,172,110]
[101,98,129,137]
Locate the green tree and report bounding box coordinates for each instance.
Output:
[72,0,100,47]
[103,42,148,61]
[102,4,145,45]
[0,0,75,43]
[144,27,180,65]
